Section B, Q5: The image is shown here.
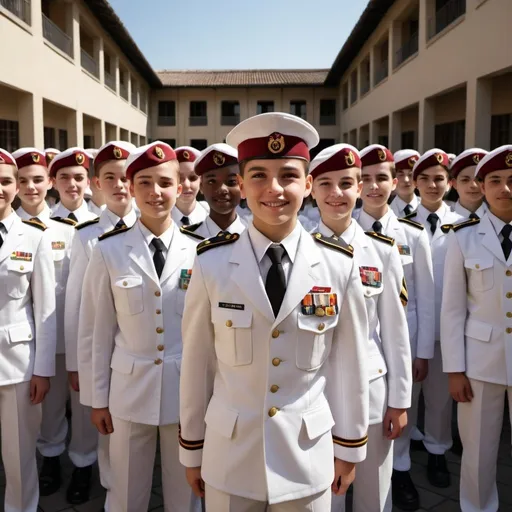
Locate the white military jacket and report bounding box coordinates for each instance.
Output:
[0,212,57,382]
[316,220,411,415]
[66,207,137,405]
[87,221,197,425]
[441,214,512,385]
[390,194,420,218]
[181,214,247,241]
[17,204,74,354]
[452,200,488,219]
[52,201,98,223]
[356,209,436,360]
[179,223,370,504]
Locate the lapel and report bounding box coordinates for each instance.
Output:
[98,210,114,231]
[0,216,25,264]
[124,223,160,285]
[479,214,508,266]
[160,225,189,285]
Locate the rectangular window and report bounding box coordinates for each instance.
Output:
[190,139,208,151]
[401,131,416,149]
[311,139,336,159]
[435,120,465,155]
[58,129,68,150]
[257,101,274,114]
[491,114,512,149]
[0,119,19,152]
[290,101,307,120]
[378,135,389,148]
[160,139,176,148]
[320,99,336,125]
[189,101,207,126]
[158,101,176,126]
[44,127,55,148]
[221,101,240,126]
[84,135,95,149]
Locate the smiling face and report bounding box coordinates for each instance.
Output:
[361,162,397,209]
[452,165,483,208]
[0,164,18,217]
[176,161,200,209]
[96,160,132,209]
[481,170,512,219]
[395,166,415,199]
[52,165,89,210]
[17,165,51,209]
[200,164,241,215]
[414,166,450,210]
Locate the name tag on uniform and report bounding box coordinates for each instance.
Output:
[302,291,338,317]
[360,266,382,288]
[219,302,245,311]
[179,269,192,290]
[398,244,411,256]
[10,251,32,262]
[52,241,66,250]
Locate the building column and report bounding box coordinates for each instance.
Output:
[69,1,80,63]
[30,0,42,37]
[19,93,44,148]
[465,77,492,149]
[419,0,429,52]
[114,55,120,95]
[389,21,400,72]
[67,110,83,147]
[369,120,379,144]
[389,111,402,152]
[96,37,104,84]
[418,97,435,152]
[115,125,121,140]
[127,72,133,106]
[93,119,105,148]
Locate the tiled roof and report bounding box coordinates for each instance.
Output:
[157,69,330,88]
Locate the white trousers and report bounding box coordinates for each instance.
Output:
[459,378,511,512]
[37,354,98,467]
[1,381,41,512]
[421,343,453,454]
[109,417,201,512]
[205,484,331,511]
[98,432,111,511]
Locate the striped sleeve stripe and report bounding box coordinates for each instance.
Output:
[178,423,204,450]
[332,434,368,448]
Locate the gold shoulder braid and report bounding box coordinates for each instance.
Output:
[197,232,240,255]
[364,231,395,246]
[312,233,354,258]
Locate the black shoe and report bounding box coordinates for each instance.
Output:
[451,434,463,456]
[66,465,93,505]
[410,439,426,451]
[392,470,420,511]
[39,456,61,496]
[427,453,451,488]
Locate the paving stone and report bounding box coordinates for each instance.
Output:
[429,499,461,511]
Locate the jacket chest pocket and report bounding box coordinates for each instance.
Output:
[5,260,33,299]
[212,307,252,366]
[52,249,67,289]
[175,289,186,316]
[113,276,144,315]
[464,258,494,292]
[296,314,338,370]
[362,284,383,301]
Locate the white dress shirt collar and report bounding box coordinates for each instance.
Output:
[248,221,301,265]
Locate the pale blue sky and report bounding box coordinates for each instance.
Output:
[107,0,368,71]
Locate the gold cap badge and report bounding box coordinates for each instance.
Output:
[345,151,355,167]
[408,156,417,168]
[47,153,56,162]
[154,146,164,159]
[32,153,40,163]
[76,153,85,165]
[506,152,512,168]
[213,152,225,166]
[268,134,285,154]
[183,150,190,160]
[113,147,123,159]
[436,153,444,164]
[378,149,387,162]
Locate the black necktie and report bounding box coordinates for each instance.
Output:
[67,212,78,223]
[181,216,190,226]
[265,244,287,317]
[427,213,439,235]
[115,219,127,230]
[469,213,479,220]
[0,223,4,249]
[404,204,414,216]
[372,221,383,234]
[151,238,166,278]
[502,225,512,260]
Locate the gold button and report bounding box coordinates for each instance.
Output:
[318,323,325,331]
[226,320,233,328]
[475,264,480,269]
[270,384,279,393]
[156,309,161,315]
[272,329,280,339]
[508,313,512,318]
[272,357,281,367]
[156,327,164,334]
[28,334,32,339]
[507,328,512,334]
[268,407,278,417]
[155,291,161,297]
[507,293,512,299]
[507,270,512,277]
[157,344,164,351]
[20,265,24,271]
[154,358,162,365]
[123,281,128,286]
[378,369,383,374]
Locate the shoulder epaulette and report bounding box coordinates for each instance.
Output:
[196,232,239,255]
[22,219,47,231]
[75,218,100,230]
[397,217,424,230]
[442,217,480,234]
[180,225,205,241]
[365,231,395,246]
[312,232,354,258]
[51,216,77,226]
[404,212,418,220]
[184,222,203,232]
[98,225,130,241]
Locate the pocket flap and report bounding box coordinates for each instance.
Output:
[7,260,33,273]
[298,314,338,333]
[205,397,238,439]
[465,318,492,342]
[302,405,335,440]
[115,276,143,289]
[52,250,65,262]
[211,307,252,328]
[362,285,383,298]
[464,259,493,271]
[9,323,34,343]
[110,349,135,374]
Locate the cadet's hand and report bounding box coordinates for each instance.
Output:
[383,407,408,440]
[91,407,114,435]
[413,358,428,382]
[68,371,79,392]
[332,459,356,496]
[186,467,205,498]
[449,373,473,402]
[30,375,50,404]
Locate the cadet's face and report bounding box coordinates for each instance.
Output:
[200,165,241,215]
[52,166,89,205]
[97,160,131,206]
[453,166,483,204]
[312,168,362,221]
[177,162,200,206]
[0,164,18,212]
[414,166,450,207]
[395,167,415,196]
[481,170,512,216]
[130,162,182,220]
[17,165,51,207]
[361,163,397,208]
[239,158,311,227]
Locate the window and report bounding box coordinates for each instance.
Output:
[401,131,416,149]
[342,83,349,110]
[44,127,55,148]
[429,0,466,39]
[190,139,208,151]
[491,114,512,149]
[189,101,207,126]
[435,120,465,154]
[257,101,274,114]
[221,101,240,126]
[378,135,389,148]
[160,139,176,148]
[0,119,19,152]
[350,71,358,105]
[158,101,176,126]
[84,135,95,149]
[311,139,336,159]
[59,129,68,150]
[320,99,336,125]
[290,101,307,120]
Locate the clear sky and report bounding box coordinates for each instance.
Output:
[107,0,368,71]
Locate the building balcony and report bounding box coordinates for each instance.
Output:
[81,49,98,78]
[105,72,116,91]
[320,115,336,126]
[428,0,466,39]
[158,116,176,126]
[120,84,128,101]
[0,0,30,24]
[374,60,389,85]
[189,116,207,126]
[395,32,419,67]
[221,115,240,126]
[360,80,370,96]
[42,14,72,57]
[131,90,138,107]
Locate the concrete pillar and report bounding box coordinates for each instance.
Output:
[93,119,105,148]
[70,1,80,63]
[127,72,133,105]
[389,22,400,72]
[67,110,83,148]
[418,0,429,53]
[18,93,44,148]
[465,77,492,150]
[115,125,121,140]
[369,47,376,90]
[418,97,435,152]
[96,37,104,83]
[389,111,403,152]
[114,55,120,95]
[31,0,42,37]
[369,120,379,144]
